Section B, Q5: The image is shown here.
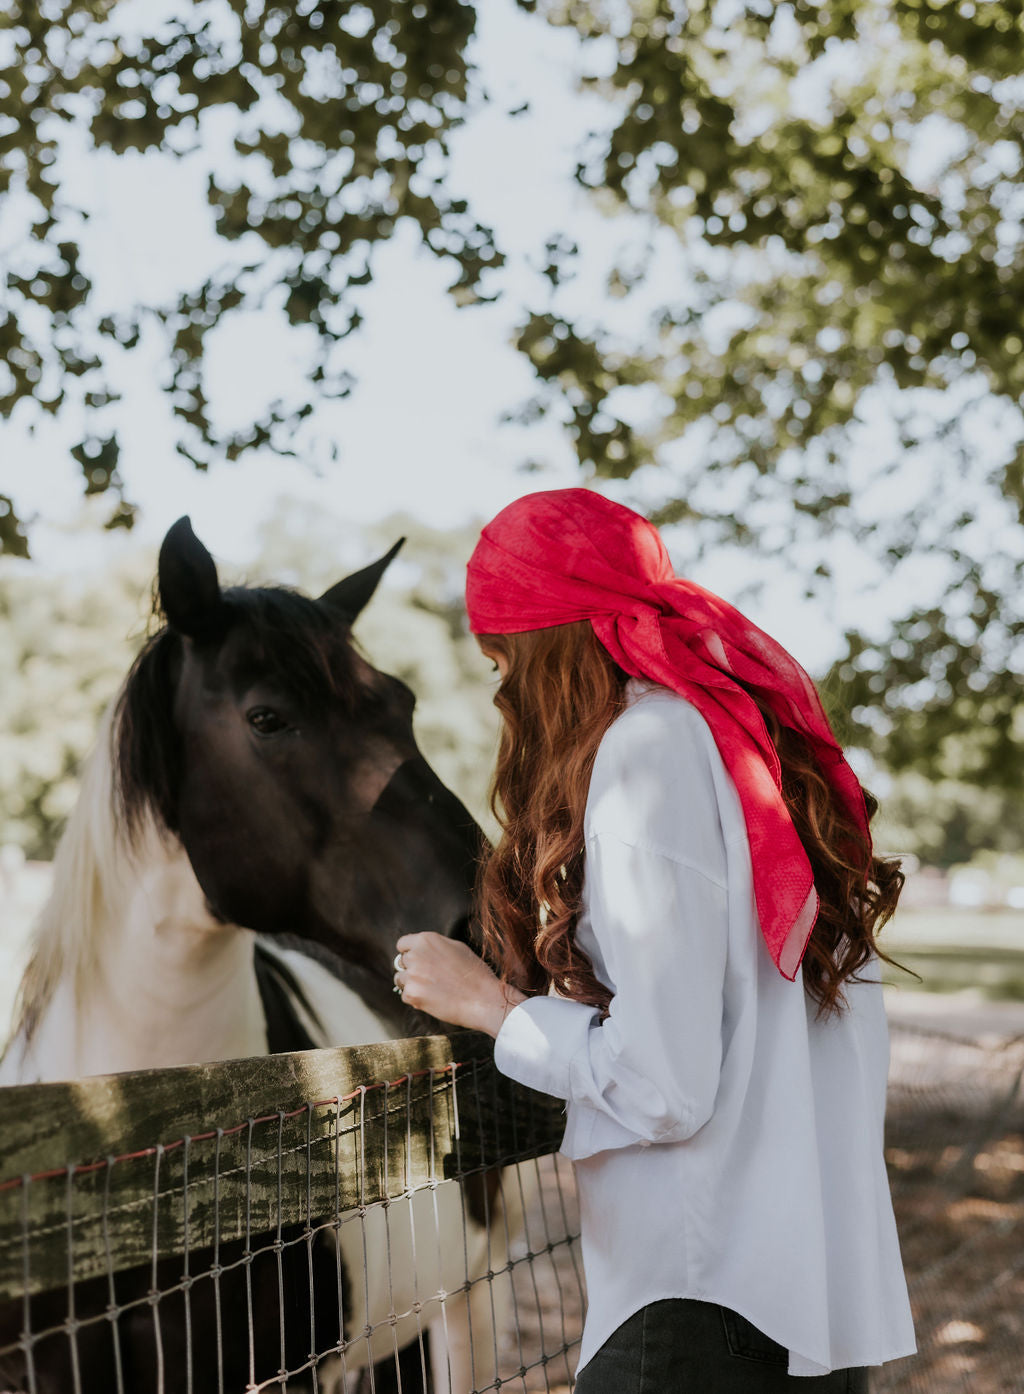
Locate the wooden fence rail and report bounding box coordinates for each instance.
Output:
[0,1032,566,1302]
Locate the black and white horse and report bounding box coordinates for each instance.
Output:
[0,519,514,1394]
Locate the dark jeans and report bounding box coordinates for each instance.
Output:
[573,1299,870,1393]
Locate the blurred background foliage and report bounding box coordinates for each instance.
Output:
[877,768,1024,871]
[1,0,1022,849]
[0,534,151,857]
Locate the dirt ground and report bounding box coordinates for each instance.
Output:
[505,998,1024,1394]
[874,1012,1024,1394]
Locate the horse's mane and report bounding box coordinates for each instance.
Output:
[6,702,133,1050]
[6,584,365,1051]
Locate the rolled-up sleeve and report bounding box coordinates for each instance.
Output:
[494,832,729,1160]
[494,994,599,1099]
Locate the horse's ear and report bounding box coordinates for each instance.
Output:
[158,516,224,638]
[319,538,405,624]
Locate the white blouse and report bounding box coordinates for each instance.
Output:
[494,681,916,1378]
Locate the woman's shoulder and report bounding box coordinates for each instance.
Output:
[598,680,718,772]
[587,681,735,858]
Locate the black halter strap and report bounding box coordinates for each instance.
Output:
[253,939,324,1054]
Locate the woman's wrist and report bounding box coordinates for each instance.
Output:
[475,984,528,1038]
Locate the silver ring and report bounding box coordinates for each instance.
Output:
[393,951,405,972]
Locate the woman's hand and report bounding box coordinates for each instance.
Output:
[394,932,527,1038]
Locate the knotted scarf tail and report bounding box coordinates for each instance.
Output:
[777,885,820,982]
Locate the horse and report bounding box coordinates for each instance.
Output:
[0,518,517,1394]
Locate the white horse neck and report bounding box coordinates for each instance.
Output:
[10,834,268,1084]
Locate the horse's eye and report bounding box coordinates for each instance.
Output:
[247,706,288,736]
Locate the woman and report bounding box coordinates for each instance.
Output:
[394,488,916,1390]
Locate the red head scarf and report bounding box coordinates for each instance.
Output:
[465,487,870,981]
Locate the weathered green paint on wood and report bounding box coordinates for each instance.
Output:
[0,1033,564,1301]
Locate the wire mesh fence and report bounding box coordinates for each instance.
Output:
[0,1033,582,1394]
[1,1017,1022,1393]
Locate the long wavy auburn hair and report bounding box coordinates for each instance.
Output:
[476,621,904,1019]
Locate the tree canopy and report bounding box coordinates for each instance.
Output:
[514,0,1023,787]
[1,0,1022,785]
[0,0,494,553]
